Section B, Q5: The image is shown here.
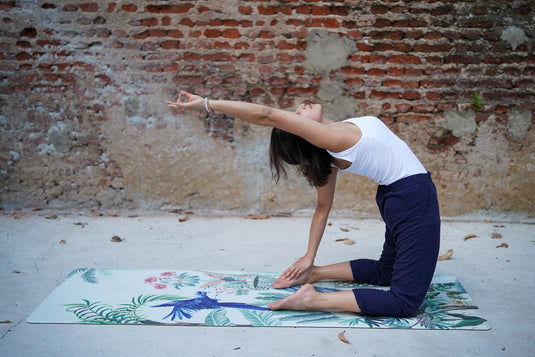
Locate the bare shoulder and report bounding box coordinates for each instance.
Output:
[326,121,362,153]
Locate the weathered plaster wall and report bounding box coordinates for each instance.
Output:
[0,0,534,216]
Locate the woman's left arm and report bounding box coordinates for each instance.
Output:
[280,168,338,281]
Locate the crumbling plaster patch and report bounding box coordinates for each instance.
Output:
[506,108,532,141]
[501,26,529,51]
[442,110,477,137]
[303,30,357,122]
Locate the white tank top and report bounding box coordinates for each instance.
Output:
[327,116,426,185]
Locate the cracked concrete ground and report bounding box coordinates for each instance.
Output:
[0,210,534,356]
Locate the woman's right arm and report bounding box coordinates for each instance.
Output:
[167,91,355,153]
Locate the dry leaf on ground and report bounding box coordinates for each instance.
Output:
[273,212,292,217]
[463,233,477,241]
[336,238,355,245]
[109,210,119,217]
[437,249,454,261]
[178,215,189,222]
[59,240,66,244]
[12,270,21,274]
[340,228,350,232]
[0,320,12,324]
[244,214,270,220]
[45,214,58,220]
[338,331,350,344]
[496,243,509,248]
[492,233,503,239]
[90,211,103,217]
[111,235,122,242]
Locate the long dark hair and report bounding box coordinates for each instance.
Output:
[269,128,333,187]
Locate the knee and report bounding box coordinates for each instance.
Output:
[393,293,425,317]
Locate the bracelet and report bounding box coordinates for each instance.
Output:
[204,97,213,114]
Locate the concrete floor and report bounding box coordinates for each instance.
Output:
[1,210,534,356]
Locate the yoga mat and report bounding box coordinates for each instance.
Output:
[28,269,490,330]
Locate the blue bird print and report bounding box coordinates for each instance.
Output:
[152,291,270,321]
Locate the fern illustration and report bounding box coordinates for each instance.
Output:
[66,268,111,284]
[65,294,184,324]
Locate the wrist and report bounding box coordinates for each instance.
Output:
[204,97,213,114]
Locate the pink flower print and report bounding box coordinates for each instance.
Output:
[144,277,158,283]
[160,272,176,277]
[153,283,167,289]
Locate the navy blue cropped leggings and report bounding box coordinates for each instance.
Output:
[350,172,440,317]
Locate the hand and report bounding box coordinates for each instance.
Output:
[166,91,204,111]
[281,255,314,282]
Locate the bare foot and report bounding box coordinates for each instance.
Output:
[268,284,318,311]
[272,265,316,289]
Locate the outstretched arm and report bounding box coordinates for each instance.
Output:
[167,91,355,153]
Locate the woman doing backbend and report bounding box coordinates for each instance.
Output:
[167,91,440,317]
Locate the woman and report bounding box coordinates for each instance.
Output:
[167,91,440,317]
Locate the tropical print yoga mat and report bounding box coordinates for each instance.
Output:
[27,269,490,330]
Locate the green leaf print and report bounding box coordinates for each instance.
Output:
[240,310,281,326]
[205,309,236,326]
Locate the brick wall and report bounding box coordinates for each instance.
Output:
[0,0,534,215]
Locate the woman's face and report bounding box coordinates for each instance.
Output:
[296,102,323,122]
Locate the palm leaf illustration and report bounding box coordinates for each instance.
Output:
[205,309,236,326]
[240,310,281,326]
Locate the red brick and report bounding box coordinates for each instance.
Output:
[401,91,421,100]
[368,68,385,76]
[304,18,322,27]
[250,88,266,96]
[183,52,201,61]
[395,103,411,113]
[180,18,195,27]
[423,31,443,40]
[445,55,481,64]
[238,6,252,15]
[413,104,435,113]
[389,55,421,64]
[414,44,452,52]
[222,29,240,38]
[204,29,221,38]
[203,53,233,61]
[166,29,181,38]
[386,67,404,76]
[259,30,275,39]
[20,27,37,38]
[371,5,389,14]
[149,29,167,37]
[374,19,391,28]
[287,87,318,96]
[146,4,195,14]
[322,18,339,28]
[238,54,255,62]
[370,90,386,99]
[161,41,179,50]
[15,52,31,60]
[121,4,137,12]
[142,17,158,26]
[405,68,422,76]
[393,43,411,52]
[345,78,363,86]
[81,3,98,12]
[384,80,418,88]
[312,6,330,15]
[397,114,431,123]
